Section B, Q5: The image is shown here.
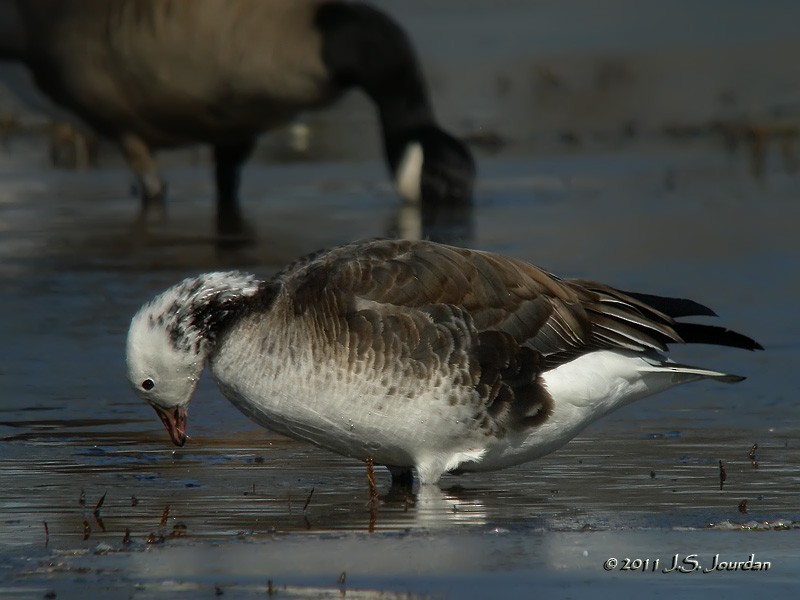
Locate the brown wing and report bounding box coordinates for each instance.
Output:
[285,238,684,367]
[276,238,764,436]
[275,239,699,436]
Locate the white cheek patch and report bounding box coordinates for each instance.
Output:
[395,203,423,240]
[394,142,424,204]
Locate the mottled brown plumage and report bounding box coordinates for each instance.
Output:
[280,240,705,365]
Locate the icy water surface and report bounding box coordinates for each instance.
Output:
[2,1,800,598]
[2,143,798,599]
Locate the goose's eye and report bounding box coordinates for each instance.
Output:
[141,378,155,391]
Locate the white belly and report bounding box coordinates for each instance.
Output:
[209,322,486,474]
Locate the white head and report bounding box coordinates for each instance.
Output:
[126,272,261,446]
[394,141,425,204]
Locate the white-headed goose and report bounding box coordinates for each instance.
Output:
[0,0,474,236]
[126,239,762,486]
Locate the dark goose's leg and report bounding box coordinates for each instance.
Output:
[120,134,167,224]
[214,139,256,246]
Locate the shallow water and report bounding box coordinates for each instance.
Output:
[2,2,800,599]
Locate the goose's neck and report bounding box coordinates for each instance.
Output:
[143,272,265,352]
[0,0,28,60]
[315,2,436,147]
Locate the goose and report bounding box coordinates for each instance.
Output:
[0,0,474,236]
[126,239,762,486]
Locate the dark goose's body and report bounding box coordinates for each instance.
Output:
[1,1,474,233]
[12,0,336,146]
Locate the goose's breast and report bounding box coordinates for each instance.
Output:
[33,0,338,144]
[210,314,486,464]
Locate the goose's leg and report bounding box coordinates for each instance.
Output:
[213,139,256,243]
[120,134,166,223]
[366,457,379,531]
[387,466,414,491]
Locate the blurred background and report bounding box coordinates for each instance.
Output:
[4,1,799,176]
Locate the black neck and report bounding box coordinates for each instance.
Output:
[315,2,436,144]
[0,0,28,59]
[189,281,280,348]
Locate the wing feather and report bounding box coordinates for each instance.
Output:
[281,239,716,366]
[273,239,760,435]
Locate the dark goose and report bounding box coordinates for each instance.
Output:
[0,0,474,237]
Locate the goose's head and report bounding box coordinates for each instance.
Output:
[126,272,261,446]
[126,305,202,447]
[313,3,475,206]
[390,125,475,206]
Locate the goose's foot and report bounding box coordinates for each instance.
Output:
[366,457,379,532]
[216,205,256,250]
[130,187,168,247]
[387,466,414,492]
[137,186,168,224]
[214,139,256,250]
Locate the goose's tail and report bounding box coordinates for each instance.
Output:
[622,290,764,352]
[640,360,746,384]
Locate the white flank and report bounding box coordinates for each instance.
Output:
[395,142,424,204]
[530,350,711,455]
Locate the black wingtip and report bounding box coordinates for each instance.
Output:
[622,290,718,318]
[673,322,763,351]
